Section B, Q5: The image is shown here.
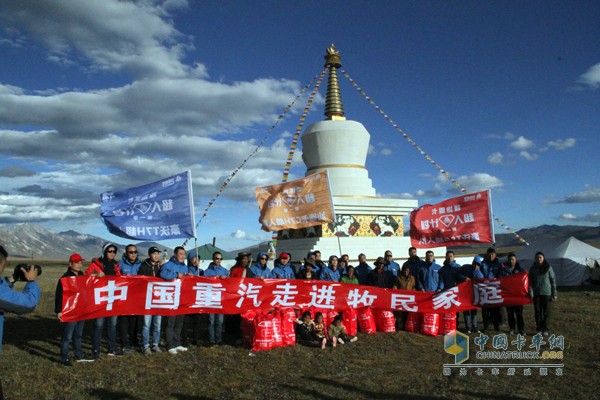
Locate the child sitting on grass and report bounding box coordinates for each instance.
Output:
[327,315,358,345]
[296,311,327,349]
[313,312,335,348]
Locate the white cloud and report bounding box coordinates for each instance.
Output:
[455,173,503,193]
[547,184,600,204]
[485,132,515,140]
[510,136,535,150]
[547,138,576,150]
[558,213,577,220]
[1,0,196,79]
[367,144,375,155]
[576,62,600,89]
[232,230,247,239]
[519,150,538,161]
[380,148,392,156]
[557,211,600,223]
[487,152,504,165]
[379,192,416,199]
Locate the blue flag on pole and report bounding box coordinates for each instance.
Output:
[100,171,196,240]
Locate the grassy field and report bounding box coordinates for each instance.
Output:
[0,261,599,400]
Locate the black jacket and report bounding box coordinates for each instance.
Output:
[55,268,83,314]
[138,258,161,277]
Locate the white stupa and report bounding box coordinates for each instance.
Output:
[278,45,437,262]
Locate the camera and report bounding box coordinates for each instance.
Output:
[13,263,42,282]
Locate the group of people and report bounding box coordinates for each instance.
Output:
[50,244,557,366]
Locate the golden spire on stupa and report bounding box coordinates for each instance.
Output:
[323,44,346,121]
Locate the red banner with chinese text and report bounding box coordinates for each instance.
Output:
[255,171,335,232]
[60,273,529,322]
[410,190,494,248]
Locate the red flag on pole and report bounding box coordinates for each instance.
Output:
[410,190,494,248]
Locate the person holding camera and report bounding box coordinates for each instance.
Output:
[0,244,40,352]
[55,253,94,366]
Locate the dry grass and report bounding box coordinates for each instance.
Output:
[0,262,599,400]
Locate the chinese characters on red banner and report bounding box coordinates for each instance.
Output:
[410,190,494,248]
[60,273,530,322]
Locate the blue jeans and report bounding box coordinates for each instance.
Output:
[142,315,162,348]
[93,316,118,353]
[463,309,478,330]
[61,321,85,362]
[208,314,224,343]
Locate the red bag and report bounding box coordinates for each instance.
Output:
[405,313,422,333]
[342,308,358,336]
[420,313,440,336]
[375,309,396,333]
[271,312,284,348]
[439,313,457,335]
[357,307,376,334]
[279,308,296,347]
[241,310,257,348]
[251,312,274,352]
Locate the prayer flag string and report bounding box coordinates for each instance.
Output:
[182,73,322,247]
[340,69,528,246]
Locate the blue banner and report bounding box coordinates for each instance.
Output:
[100,171,196,240]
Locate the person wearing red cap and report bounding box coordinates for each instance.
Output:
[271,252,295,279]
[55,253,93,366]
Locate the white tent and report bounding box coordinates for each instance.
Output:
[516,236,600,286]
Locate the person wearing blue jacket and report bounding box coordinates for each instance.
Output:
[321,255,341,282]
[499,253,525,335]
[203,251,229,345]
[481,248,503,331]
[0,245,40,353]
[417,251,442,292]
[160,246,189,354]
[383,250,400,288]
[355,253,372,285]
[461,256,484,333]
[119,244,142,353]
[250,252,272,279]
[271,252,296,279]
[437,250,464,292]
[184,251,203,346]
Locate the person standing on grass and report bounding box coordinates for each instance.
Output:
[228,252,253,343]
[0,245,40,400]
[383,250,400,288]
[393,264,416,330]
[528,252,557,336]
[184,251,203,347]
[499,253,526,335]
[367,257,389,288]
[159,246,190,354]
[481,248,503,331]
[86,243,121,359]
[461,256,484,333]
[203,252,229,346]
[271,252,295,279]
[321,255,341,282]
[355,253,372,285]
[138,247,163,355]
[55,253,94,366]
[340,265,359,284]
[250,252,272,279]
[417,251,442,292]
[118,244,141,353]
[402,247,425,282]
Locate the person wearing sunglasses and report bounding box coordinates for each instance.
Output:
[250,252,272,279]
[203,252,229,346]
[118,244,142,353]
[85,243,122,359]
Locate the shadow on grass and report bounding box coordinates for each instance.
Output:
[279,376,452,400]
[86,388,139,400]
[454,390,531,400]
[3,315,61,360]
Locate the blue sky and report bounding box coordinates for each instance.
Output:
[0,0,598,251]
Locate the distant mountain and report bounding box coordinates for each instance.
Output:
[0,223,173,260]
[450,224,600,252]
